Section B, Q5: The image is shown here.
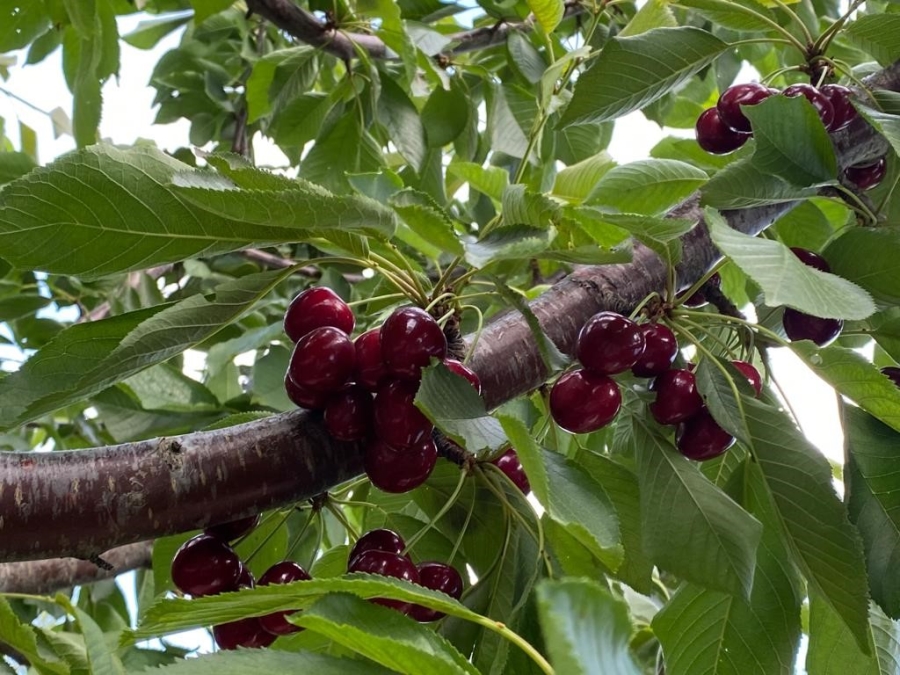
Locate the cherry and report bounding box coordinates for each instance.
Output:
[355,328,388,391]
[576,311,646,375]
[349,529,408,569]
[284,286,355,343]
[491,448,530,494]
[696,107,750,155]
[649,369,703,426]
[236,562,255,589]
[284,372,332,410]
[820,84,857,131]
[631,323,678,377]
[258,561,311,636]
[549,369,622,434]
[845,157,887,191]
[882,366,900,387]
[783,84,835,129]
[782,308,843,346]
[682,273,721,308]
[288,326,356,393]
[717,82,773,133]
[348,549,420,612]
[408,562,464,622]
[213,617,277,650]
[324,386,374,441]
[675,408,736,461]
[732,360,762,397]
[444,359,482,394]
[365,437,438,493]
[380,307,448,381]
[171,534,242,597]
[790,247,830,272]
[205,514,260,542]
[373,379,433,449]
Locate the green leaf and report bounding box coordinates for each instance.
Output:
[508,31,546,84]
[421,84,469,147]
[502,184,560,228]
[552,152,616,202]
[536,579,640,675]
[674,0,781,33]
[122,15,191,50]
[824,227,900,306]
[190,0,237,25]
[0,294,52,321]
[701,156,817,209]
[71,605,125,675]
[526,0,564,32]
[245,47,318,123]
[488,83,532,159]
[854,104,900,161]
[743,95,838,187]
[0,597,68,675]
[590,159,708,215]
[706,207,875,320]
[465,225,557,268]
[591,213,695,266]
[391,189,464,256]
[694,357,755,443]
[0,151,37,185]
[378,76,427,173]
[806,595,883,674]
[448,162,509,201]
[298,114,385,193]
[139,650,398,675]
[620,0,677,36]
[0,3,49,52]
[844,15,900,67]
[560,27,727,126]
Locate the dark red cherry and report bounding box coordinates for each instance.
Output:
[632,324,678,377]
[731,360,762,397]
[205,514,260,542]
[696,108,750,155]
[349,529,408,569]
[675,408,736,461]
[576,311,646,375]
[845,157,887,191]
[284,286,355,343]
[882,366,900,388]
[348,549,421,612]
[324,386,374,441]
[408,562,464,622]
[284,372,332,410]
[682,273,721,308]
[381,307,448,381]
[213,617,276,650]
[365,437,438,493]
[783,84,835,129]
[258,561,311,636]
[236,562,255,589]
[490,448,530,494]
[549,369,622,434]
[820,84,857,131]
[790,247,830,272]
[650,369,703,426]
[717,82,774,132]
[288,326,356,393]
[355,328,388,391]
[444,359,482,394]
[782,308,843,346]
[171,534,242,597]
[373,379,433,449]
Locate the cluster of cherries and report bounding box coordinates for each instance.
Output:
[696,81,887,191]
[781,247,844,347]
[170,514,311,650]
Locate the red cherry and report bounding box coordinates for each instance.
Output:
[882,367,900,388]
[783,84,835,129]
[213,617,276,650]
[365,437,438,493]
[258,561,311,636]
[790,247,830,272]
[171,534,242,597]
[490,448,530,494]
[682,273,721,308]
[576,311,646,375]
[381,307,448,381]
[695,108,750,155]
[675,408,736,461]
[631,324,678,377]
[649,369,703,426]
[444,359,482,394]
[820,84,857,131]
[373,379,433,449]
[348,529,408,569]
[408,562,464,622]
[348,549,421,612]
[284,286,355,343]
[549,369,622,434]
[355,328,388,391]
[782,308,843,346]
[284,372,332,410]
[717,82,774,132]
[205,514,260,542]
[731,360,762,397]
[236,562,255,589]
[845,157,887,191]
[288,326,356,393]
[324,386,374,441]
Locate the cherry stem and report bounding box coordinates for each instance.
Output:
[460,304,486,363]
[346,292,407,308]
[813,0,865,55]
[675,309,790,347]
[831,185,879,226]
[403,467,469,554]
[447,480,477,565]
[628,291,661,321]
[672,0,807,54]
[283,508,316,560]
[324,499,359,540]
[675,316,742,360]
[769,0,813,47]
[424,292,456,314]
[471,614,555,675]
[672,264,722,309]
[244,508,294,565]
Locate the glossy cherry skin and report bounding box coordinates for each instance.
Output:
[820,84,857,131]
[284,372,332,410]
[324,386,374,441]
[732,361,762,397]
[491,448,531,494]
[696,108,750,155]
[288,326,356,393]
[373,379,433,449]
[845,157,887,191]
[632,324,679,377]
[171,534,242,597]
[549,369,622,434]
[236,562,255,589]
[365,437,438,493]
[675,409,736,461]
[444,359,482,394]
[381,307,448,381]
[790,247,830,272]
[213,617,277,650]
[650,369,703,426]
[284,286,355,343]
[717,82,773,132]
[576,311,646,375]
[882,366,900,388]
[258,561,311,636]
[205,514,260,542]
[408,562,465,622]
[782,308,843,346]
[682,273,721,308]
[355,328,388,391]
[348,549,421,612]
[783,84,835,129]
[349,529,408,569]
